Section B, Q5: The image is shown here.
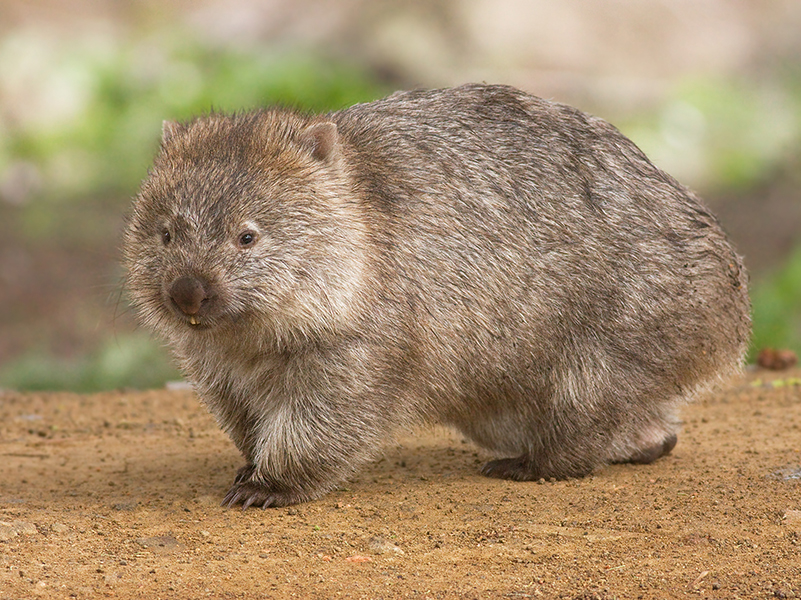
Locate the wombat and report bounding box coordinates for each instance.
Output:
[122,84,751,509]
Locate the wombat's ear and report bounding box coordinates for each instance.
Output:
[161,120,184,144]
[299,122,339,163]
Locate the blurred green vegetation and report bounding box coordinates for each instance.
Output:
[0,333,181,392]
[621,75,801,192]
[0,27,799,391]
[750,245,801,359]
[2,31,388,211]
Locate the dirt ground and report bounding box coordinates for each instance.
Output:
[1,367,800,600]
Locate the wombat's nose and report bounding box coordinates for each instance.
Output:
[169,276,209,316]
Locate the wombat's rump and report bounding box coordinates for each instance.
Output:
[122,84,751,508]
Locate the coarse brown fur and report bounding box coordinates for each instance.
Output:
[122,84,751,508]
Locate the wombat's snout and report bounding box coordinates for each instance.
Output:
[169,276,211,324]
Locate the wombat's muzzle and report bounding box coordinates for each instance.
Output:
[168,275,212,325]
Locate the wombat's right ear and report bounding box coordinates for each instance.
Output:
[161,120,184,144]
[299,122,339,164]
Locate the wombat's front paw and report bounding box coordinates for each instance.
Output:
[222,468,308,510]
[222,481,283,510]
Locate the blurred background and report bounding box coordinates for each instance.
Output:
[0,0,799,391]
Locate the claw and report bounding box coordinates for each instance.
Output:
[221,464,305,509]
[220,488,241,509]
[234,463,256,485]
[241,494,258,511]
[222,479,280,510]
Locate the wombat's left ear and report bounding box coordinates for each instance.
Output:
[161,120,184,144]
[300,122,339,163]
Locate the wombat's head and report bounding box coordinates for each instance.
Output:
[122,110,367,350]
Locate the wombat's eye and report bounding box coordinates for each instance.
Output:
[237,230,258,248]
[161,228,171,246]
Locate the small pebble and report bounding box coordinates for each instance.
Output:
[51,523,69,534]
[784,510,801,533]
[345,555,372,563]
[367,536,404,555]
[0,524,17,541]
[136,535,183,553]
[757,348,798,370]
[0,521,37,539]
[165,380,193,391]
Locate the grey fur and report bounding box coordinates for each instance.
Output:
[122,84,751,508]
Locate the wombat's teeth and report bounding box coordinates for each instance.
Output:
[189,316,199,326]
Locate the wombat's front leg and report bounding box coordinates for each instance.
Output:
[219,393,386,509]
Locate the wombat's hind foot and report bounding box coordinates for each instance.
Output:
[621,433,678,465]
[481,455,593,482]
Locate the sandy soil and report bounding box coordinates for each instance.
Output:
[1,368,800,600]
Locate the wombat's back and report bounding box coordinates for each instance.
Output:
[333,84,750,476]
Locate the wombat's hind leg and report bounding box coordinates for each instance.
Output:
[481,455,594,481]
[618,433,677,465]
[482,433,679,482]
[481,456,538,481]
